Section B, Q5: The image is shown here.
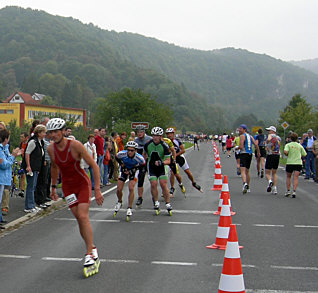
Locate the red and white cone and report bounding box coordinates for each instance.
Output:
[211,162,222,191]
[206,197,231,250]
[214,175,236,215]
[218,224,245,293]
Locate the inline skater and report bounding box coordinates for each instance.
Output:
[113,141,145,221]
[143,127,172,215]
[47,118,104,277]
[134,125,152,207]
[238,124,260,194]
[166,128,203,193]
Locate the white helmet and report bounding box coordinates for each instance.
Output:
[46,118,66,131]
[165,128,175,133]
[151,127,164,136]
[125,141,138,149]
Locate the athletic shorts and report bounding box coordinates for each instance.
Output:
[62,179,91,209]
[239,153,252,169]
[286,164,302,173]
[235,152,240,160]
[226,147,232,151]
[119,167,137,182]
[169,158,179,175]
[176,155,189,171]
[148,164,169,181]
[255,146,266,158]
[137,165,147,188]
[222,142,226,147]
[265,154,280,170]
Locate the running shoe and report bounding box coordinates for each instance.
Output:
[284,190,291,197]
[260,169,264,178]
[267,181,273,192]
[236,168,241,176]
[242,183,248,194]
[271,186,277,195]
[292,191,296,198]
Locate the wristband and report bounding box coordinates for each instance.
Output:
[51,184,57,189]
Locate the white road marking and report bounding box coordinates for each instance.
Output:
[100,259,139,264]
[91,185,117,202]
[54,218,120,223]
[168,221,201,225]
[89,207,213,214]
[151,261,197,266]
[0,254,31,259]
[253,224,285,227]
[131,220,156,224]
[294,225,318,228]
[271,265,318,271]
[42,257,82,262]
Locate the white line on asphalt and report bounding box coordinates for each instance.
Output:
[100,259,139,264]
[271,265,318,271]
[168,221,201,225]
[131,220,156,224]
[253,224,285,227]
[42,257,82,261]
[294,225,318,228]
[89,207,213,214]
[54,218,120,223]
[0,254,31,259]
[151,261,197,266]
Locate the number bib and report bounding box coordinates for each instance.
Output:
[65,193,78,207]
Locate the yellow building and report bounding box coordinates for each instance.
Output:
[0,92,86,127]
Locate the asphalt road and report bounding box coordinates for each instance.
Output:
[0,142,317,293]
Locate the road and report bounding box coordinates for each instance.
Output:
[0,142,317,292]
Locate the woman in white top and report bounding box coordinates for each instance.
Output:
[81,134,97,190]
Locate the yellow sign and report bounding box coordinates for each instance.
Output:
[251,126,262,133]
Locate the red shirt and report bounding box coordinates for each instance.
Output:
[94,135,104,156]
[226,138,232,148]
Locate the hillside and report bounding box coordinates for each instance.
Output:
[1,6,318,129]
[290,58,318,75]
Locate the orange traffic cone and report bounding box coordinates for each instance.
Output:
[211,162,222,191]
[214,176,236,215]
[217,224,245,293]
[206,197,231,250]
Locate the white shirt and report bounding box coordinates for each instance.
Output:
[80,142,97,169]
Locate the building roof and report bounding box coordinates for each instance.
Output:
[3,92,41,105]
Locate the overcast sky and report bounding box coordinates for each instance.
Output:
[1,0,317,61]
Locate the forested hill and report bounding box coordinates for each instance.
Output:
[290,58,318,75]
[1,6,318,130]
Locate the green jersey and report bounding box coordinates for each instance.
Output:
[284,142,307,165]
[144,140,170,163]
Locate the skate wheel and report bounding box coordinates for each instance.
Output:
[112,212,117,218]
[126,216,130,222]
[155,209,160,215]
[168,210,172,216]
[83,268,89,278]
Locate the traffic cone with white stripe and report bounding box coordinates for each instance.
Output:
[218,224,245,293]
[213,175,236,216]
[211,162,222,191]
[206,197,231,250]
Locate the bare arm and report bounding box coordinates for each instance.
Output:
[177,144,185,156]
[47,145,59,201]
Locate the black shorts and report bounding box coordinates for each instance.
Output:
[137,165,147,187]
[119,167,137,182]
[222,142,226,147]
[265,154,280,170]
[240,153,252,169]
[286,164,302,173]
[235,152,240,160]
[255,146,266,158]
[226,147,232,151]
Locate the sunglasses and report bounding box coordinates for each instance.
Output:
[127,149,135,152]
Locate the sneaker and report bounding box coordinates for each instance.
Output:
[18,192,24,198]
[24,208,35,213]
[83,254,95,267]
[247,188,251,193]
[285,190,291,197]
[236,168,241,176]
[242,183,248,194]
[292,191,296,198]
[34,206,42,212]
[136,197,143,206]
[105,183,111,186]
[1,208,8,216]
[260,169,264,178]
[165,203,172,211]
[257,171,260,177]
[91,247,99,261]
[44,202,52,207]
[271,186,277,195]
[267,181,273,192]
[179,184,186,193]
[39,204,48,209]
[192,182,203,193]
[126,208,133,216]
[114,202,122,212]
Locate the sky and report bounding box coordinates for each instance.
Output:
[0,0,317,61]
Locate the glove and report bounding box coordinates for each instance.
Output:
[156,160,163,166]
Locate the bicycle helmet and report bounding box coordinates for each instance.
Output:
[151,127,164,136]
[165,128,175,133]
[135,125,145,131]
[46,118,66,131]
[125,141,138,149]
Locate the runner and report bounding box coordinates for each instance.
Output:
[166,128,203,193]
[221,133,227,153]
[193,135,199,151]
[255,128,267,178]
[47,118,104,277]
[113,141,145,221]
[265,126,281,195]
[134,125,152,207]
[238,124,260,194]
[233,130,241,175]
[143,127,172,215]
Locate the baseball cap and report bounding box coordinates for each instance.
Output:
[238,124,247,130]
[265,126,276,132]
[307,129,313,133]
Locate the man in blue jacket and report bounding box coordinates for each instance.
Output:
[302,129,317,180]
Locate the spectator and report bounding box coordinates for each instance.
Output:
[102,141,111,186]
[302,129,317,180]
[64,127,72,138]
[109,132,119,181]
[41,117,50,126]
[128,131,135,141]
[284,132,307,198]
[22,125,46,213]
[0,129,21,228]
[116,132,127,152]
[18,132,29,197]
[29,119,40,136]
[94,128,106,186]
[81,134,97,190]
[312,132,318,183]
